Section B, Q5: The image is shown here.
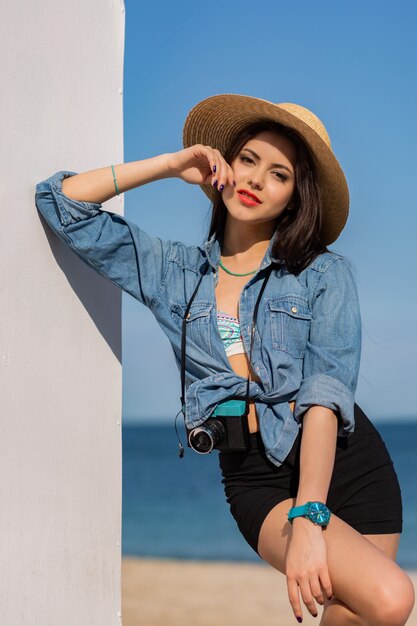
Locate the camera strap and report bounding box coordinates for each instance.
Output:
[175,259,276,457]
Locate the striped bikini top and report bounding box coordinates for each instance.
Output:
[216,309,246,357]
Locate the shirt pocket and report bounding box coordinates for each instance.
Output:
[170,301,214,356]
[267,296,312,359]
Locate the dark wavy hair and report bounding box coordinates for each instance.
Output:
[206,120,330,275]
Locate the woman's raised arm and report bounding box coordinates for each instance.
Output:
[35,146,235,308]
[61,154,172,204]
[61,144,235,204]
[35,169,173,309]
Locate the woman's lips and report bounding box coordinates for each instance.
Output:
[237,191,262,207]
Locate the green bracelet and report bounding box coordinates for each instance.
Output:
[111,164,120,196]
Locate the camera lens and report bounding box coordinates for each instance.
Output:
[188,420,225,454]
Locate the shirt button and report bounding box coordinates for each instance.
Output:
[291,306,298,313]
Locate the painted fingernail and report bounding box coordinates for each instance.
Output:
[213,165,216,173]
[213,179,218,188]
[219,184,224,192]
[296,618,302,623]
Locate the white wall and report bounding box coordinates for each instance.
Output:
[0,2,125,624]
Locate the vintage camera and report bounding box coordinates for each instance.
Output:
[186,398,250,454]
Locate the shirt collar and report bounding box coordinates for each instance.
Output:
[201,231,283,271]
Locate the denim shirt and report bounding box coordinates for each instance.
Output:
[35,170,362,467]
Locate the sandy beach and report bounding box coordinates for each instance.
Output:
[121,557,417,626]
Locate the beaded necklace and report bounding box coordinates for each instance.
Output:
[218,258,259,277]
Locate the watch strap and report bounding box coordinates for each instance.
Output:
[288,504,309,521]
[287,501,331,526]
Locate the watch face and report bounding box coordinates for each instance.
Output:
[308,502,331,525]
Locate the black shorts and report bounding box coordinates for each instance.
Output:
[218,404,403,556]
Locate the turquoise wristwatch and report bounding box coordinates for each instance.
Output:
[288,501,331,527]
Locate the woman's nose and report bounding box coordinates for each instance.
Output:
[247,170,263,189]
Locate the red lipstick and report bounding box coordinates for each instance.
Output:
[237,189,262,206]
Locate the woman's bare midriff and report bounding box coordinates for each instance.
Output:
[215,267,295,433]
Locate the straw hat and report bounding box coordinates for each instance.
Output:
[182,94,349,245]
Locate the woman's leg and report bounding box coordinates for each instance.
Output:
[320,533,401,626]
[257,498,415,626]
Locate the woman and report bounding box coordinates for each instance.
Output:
[35,94,415,625]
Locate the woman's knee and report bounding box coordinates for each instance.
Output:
[320,573,415,626]
[369,572,415,626]
[258,504,416,626]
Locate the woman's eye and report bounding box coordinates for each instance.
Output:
[239,155,288,182]
[273,171,288,181]
[238,155,253,164]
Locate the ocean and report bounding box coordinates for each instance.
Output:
[122,421,417,569]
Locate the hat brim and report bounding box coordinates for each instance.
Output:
[182,94,349,246]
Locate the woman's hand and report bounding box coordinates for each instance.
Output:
[285,518,333,622]
[166,144,235,190]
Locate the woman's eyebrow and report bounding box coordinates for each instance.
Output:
[241,147,293,174]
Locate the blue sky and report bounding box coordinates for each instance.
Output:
[121,0,417,422]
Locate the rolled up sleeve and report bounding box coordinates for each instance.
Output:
[35,170,172,309]
[294,257,362,437]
